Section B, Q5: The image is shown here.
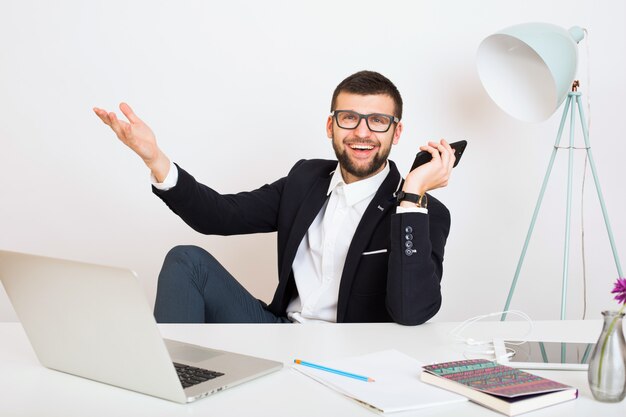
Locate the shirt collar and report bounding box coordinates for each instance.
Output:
[327,161,390,207]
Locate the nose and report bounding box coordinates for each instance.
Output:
[354,117,372,137]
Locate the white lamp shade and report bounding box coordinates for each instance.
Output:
[477,22,584,122]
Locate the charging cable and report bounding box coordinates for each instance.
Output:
[449,310,533,361]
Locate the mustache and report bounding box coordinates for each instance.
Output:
[343,138,380,147]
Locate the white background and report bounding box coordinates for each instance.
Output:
[1,0,624,323]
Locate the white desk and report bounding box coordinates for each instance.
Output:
[1,320,624,416]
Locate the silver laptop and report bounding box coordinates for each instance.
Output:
[0,250,283,403]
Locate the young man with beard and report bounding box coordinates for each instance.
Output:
[93,70,456,325]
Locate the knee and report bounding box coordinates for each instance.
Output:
[164,245,215,265]
[159,245,225,294]
[160,245,217,282]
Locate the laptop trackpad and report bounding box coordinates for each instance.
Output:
[164,339,223,364]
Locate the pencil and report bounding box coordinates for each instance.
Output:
[293,359,375,382]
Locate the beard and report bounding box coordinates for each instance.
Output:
[331,135,392,180]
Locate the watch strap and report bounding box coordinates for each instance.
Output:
[396,191,428,208]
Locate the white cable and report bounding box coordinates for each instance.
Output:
[448,309,533,362]
[580,28,591,320]
[462,345,517,361]
[583,28,591,133]
[581,154,589,320]
[448,310,533,346]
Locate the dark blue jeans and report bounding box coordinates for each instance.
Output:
[153,245,290,324]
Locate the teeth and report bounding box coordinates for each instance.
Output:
[350,144,374,150]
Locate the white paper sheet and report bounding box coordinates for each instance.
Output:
[292,349,467,414]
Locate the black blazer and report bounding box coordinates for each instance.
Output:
[153,159,450,325]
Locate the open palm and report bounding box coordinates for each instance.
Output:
[93,103,159,164]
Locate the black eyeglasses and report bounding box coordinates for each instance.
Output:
[331,110,399,133]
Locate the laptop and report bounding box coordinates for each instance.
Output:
[0,250,283,403]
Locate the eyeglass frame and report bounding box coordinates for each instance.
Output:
[330,110,400,133]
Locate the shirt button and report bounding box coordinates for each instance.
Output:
[405,226,413,233]
[404,248,414,256]
[405,234,413,241]
[405,241,413,249]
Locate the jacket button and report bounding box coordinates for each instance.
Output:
[405,234,413,241]
[404,248,413,256]
[405,241,413,249]
[405,226,413,233]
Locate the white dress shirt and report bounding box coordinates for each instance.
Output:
[152,161,427,323]
[286,163,390,323]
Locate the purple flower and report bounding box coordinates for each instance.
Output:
[611,277,626,305]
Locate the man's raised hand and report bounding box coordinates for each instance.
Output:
[93,103,170,182]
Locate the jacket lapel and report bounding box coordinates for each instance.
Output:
[336,161,402,321]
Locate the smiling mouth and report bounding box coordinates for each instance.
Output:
[349,143,376,150]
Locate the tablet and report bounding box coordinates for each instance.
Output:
[493,339,596,371]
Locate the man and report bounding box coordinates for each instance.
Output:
[94,70,455,325]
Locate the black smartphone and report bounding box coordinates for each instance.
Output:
[410,140,467,171]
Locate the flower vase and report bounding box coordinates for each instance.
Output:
[587,310,626,402]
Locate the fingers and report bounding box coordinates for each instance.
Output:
[94,103,139,125]
[427,139,455,170]
[93,107,112,126]
[108,111,130,141]
[94,103,160,165]
[437,139,454,187]
[408,139,455,192]
[122,123,132,139]
[436,140,452,170]
[119,102,141,124]
[94,106,133,144]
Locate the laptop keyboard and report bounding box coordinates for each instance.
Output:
[174,362,225,389]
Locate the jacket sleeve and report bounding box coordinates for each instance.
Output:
[152,164,288,235]
[385,202,450,325]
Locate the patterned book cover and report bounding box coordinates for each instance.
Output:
[422,359,570,398]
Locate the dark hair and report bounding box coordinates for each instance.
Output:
[331,70,403,120]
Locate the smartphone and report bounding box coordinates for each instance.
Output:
[410,140,467,171]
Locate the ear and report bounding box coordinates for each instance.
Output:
[326,115,334,138]
[392,121,403,145]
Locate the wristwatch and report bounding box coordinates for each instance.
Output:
[396,191,428,208]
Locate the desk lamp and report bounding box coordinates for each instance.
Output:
[476,22,623,321]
